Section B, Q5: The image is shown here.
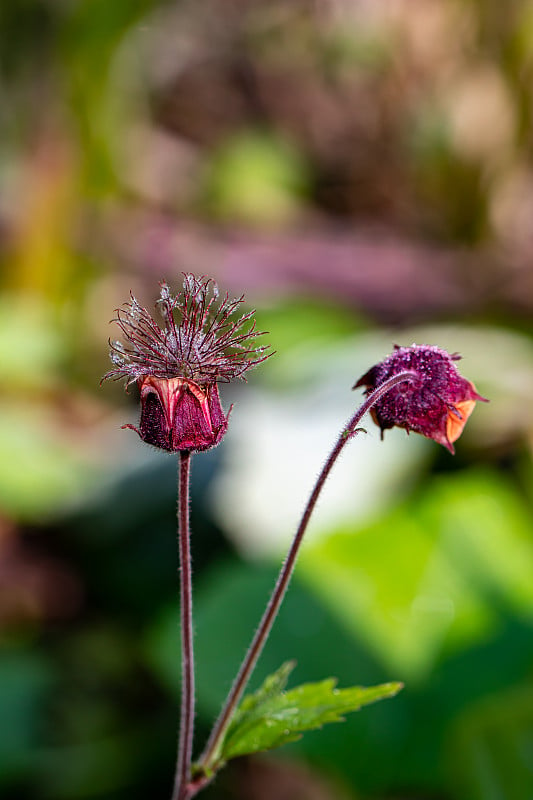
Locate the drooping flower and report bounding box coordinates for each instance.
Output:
[354,344,487,453]
[103,274,270,452]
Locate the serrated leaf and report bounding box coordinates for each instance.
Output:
[234,660,296,720]
[209,663,402,769]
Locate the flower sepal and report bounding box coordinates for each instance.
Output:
[124,375,229,453]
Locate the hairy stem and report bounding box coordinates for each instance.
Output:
[172,450,195,800]
[198,370,416,773]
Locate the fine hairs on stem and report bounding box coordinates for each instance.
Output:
[197,370,417,776]
[173,451,195,800]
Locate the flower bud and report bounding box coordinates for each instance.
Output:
[355,344,487,453]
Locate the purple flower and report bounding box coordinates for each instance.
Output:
[354,344,487,453]
[103,275,270,452]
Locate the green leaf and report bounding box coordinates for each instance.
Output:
[208,662,402,769]
[234,660,296,721]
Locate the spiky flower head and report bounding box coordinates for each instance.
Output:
[104,274,270,386]
[354,344,487,453]
[103,274,271,452]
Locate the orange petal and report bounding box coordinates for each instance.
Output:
[446,399,477,443]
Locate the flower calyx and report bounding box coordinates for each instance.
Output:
[124,375,229,453]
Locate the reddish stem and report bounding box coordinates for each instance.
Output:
[172,450,195,800]
[197,370,416,776]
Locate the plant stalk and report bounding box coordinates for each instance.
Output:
[172,450,195,800]
[198,370,416,773]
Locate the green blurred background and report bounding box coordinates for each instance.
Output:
[1,1,533,798]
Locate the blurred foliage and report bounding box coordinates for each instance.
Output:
[300,469,533,678]
[1,1,533,799]
[200,130,310,227]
